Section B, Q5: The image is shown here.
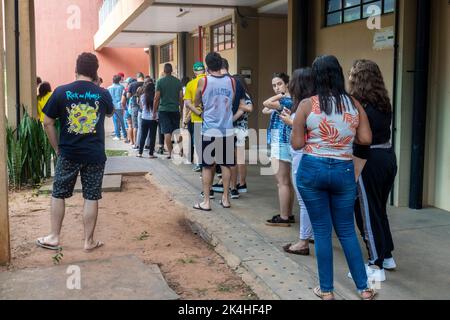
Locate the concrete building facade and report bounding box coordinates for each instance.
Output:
[34,0,150,89]
[93,0,449,212]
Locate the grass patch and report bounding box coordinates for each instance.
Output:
[217,283,233,292]
[106,150,129,157]
[178,257,197,264]
[136,231,150,241]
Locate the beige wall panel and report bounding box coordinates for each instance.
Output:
[258,17,288,131]
[425,0,450,211]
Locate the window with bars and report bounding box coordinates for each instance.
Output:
[212,20,235,52]
[325,0,395,27]
[160,42,174,64]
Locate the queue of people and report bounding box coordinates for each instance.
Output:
[36,50,397,301]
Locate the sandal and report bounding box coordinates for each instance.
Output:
[36,238,61,251]
[220,200,231,209]
[359,288,377,300]
[282,243,310,256]
[266,215,291,227]
[193,203,212,212]
[313,287,335,300]
[84,241,104,252]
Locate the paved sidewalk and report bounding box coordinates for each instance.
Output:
[104,151,450,300]
[103,120,450,300]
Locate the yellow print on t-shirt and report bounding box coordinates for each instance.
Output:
[66,101,100,135]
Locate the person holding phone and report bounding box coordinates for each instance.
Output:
[262,73,295,227]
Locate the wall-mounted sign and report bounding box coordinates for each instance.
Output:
[373,26,395,50]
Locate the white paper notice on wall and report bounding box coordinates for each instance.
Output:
[373,26,395,50]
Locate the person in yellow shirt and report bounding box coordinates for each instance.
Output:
[184,62,206,173]
[37,82,52,123]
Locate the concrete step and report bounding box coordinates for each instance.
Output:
[39,175,122,194]
[0,255,179,300]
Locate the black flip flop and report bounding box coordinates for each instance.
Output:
[193,203,212,212]
[220,201,231,209]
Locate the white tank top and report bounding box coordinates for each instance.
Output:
[303,95,359,160]
[201,75,235,137]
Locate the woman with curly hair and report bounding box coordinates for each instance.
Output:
[349,59,398,283]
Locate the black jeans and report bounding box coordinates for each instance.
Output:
[139,119,158,156]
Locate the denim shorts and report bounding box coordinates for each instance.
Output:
[52,156,105,201]
[271,143,292,163]
[131,107,140,129]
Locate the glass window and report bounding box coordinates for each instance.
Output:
[344,0,360,8]
[325,0,395,27]
[344,7,361,22]
[212,20,234,52]
[384,0,395,13]
[328,0,342,12]
[363,0,381,18]
[327,12,342,26]
[160,42,173,64]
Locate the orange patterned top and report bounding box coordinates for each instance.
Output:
[303,95,359,160]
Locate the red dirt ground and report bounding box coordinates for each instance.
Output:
[1,176,257,300]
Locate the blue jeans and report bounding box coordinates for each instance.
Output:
[113,109,127,139]
[298,155,368,292]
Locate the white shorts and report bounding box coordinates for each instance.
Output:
[234,127,248,147]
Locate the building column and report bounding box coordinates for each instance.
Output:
[4,0,17,126]
[22,0,38,118]
[4,0,38,127]
[0,0,11,265]
[177,32,188,80]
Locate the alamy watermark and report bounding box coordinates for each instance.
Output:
[66,265,81,290]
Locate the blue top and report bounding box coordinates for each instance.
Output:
[43,80,114,164]
[267,96,293,145]
[107,83,125,110]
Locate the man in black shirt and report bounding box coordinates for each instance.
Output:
[36,52,114,252]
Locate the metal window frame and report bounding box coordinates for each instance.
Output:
[160,42,174,64]
[212,19,235,53]
[325,0,394,27]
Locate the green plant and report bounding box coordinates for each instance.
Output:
[52,249,64,265]
[178,257,196,264]
[6,109,56,189]
[106,149,129,157]
[137,231,150,241]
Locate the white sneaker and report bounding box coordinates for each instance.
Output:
[347,265,386,282]
[113,137,120,141]
[383,258,397,270]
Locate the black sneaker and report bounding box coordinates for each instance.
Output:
[237,184,248,193]
[289,215,296,223]
[230,189,240,199]
[157,147,164,155]
[192,165,202,173]
[266,215,291,227]
[212,183,224,193]
[201,190,215,199]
